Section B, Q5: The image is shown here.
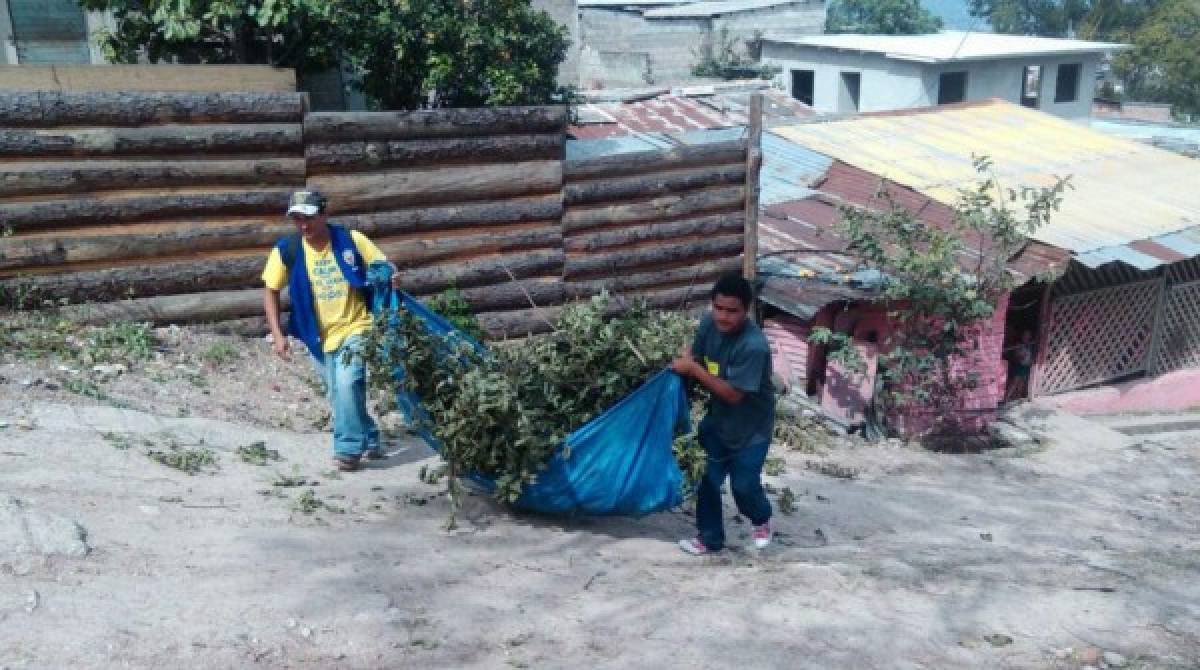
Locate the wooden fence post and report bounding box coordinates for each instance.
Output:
[743,92,763,281]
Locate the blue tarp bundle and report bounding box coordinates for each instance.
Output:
[367,267,689,517]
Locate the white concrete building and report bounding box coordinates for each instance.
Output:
[761,32,1127,119]
[579,0,825,89]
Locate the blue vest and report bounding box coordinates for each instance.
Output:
[276,224,369,362]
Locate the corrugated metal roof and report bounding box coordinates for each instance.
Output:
[1075,224,1200,269]
[761,131,831,205]
[765,31,1126,63]
[773,100,1200,263]
[570,89,812,140]
[644,0,802,18]
[566,126,744,160]
[1091,119,1200,159]
[579,0,683,6]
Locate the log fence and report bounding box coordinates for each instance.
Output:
[0,92,755,338]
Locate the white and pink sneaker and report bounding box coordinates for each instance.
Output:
[678,537,710,555]
[752,522,771,549]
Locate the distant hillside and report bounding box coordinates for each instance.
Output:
[922,0,990,31]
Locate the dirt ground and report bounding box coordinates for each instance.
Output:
[1,325,1199,669]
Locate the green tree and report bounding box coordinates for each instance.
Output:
[335,0,569,109]
[77,0,341,72]
[77,0,569,110]
[811,157,1069,438]
[1113,0,1200,117]
[826,0,944,34]
[967,0,1093,36]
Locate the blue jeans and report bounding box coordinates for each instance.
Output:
[695,429,772,551]
[313,335,379,459]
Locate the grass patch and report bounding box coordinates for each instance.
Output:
[293,489,344,515]
[101,431,133,450]
[146,441,219,475]
[199,341,239,367]
[777,486,797,515]
[1,316,155,367]
[236,441,281,466]
[804,460,859,480]
[764,456,787,476]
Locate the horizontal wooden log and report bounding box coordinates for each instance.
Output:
[476,284,710,339]
[304,107,567,142]
[0,64,295,94]
[0,196,563,271]
[564,140,747,180]
[0,158,306,198]
[457,278,565,312]
[0,219,289,272]
[192,316,275,337]
[478,305,564,339]
[564,212,744,253]
[60,288,272,326]
[565,163,746,205]
[394,250,563,295]
[0,124,302,157]
[311,160,562,214]
[379,224,561,267]
[562,185,745,233]
[564,234,744,280]
[3,230,565,303]
[336,194,563,237]
[305,134,564,174]
[0,91,305,127]
[3,256,265,305]
[0,189,292,231]
[563,256,741,299]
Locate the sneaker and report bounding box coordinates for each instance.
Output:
[752,522,772,549]
[678,537,711,555]
[333,455,361,472]
[362,448,386,461]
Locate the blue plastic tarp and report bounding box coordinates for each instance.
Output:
[368,266,688,517]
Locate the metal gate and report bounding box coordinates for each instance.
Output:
[1033,278,1164,395]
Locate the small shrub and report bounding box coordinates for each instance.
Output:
[237,441,281,466]
[200,341,239,367]
[147,444,218,475]
[423,286,485,341]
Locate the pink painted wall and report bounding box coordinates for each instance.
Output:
[1034,366,1200,415]
[764,316,809,394]
[762,293,1012,436]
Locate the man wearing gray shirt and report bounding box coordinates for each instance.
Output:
[672,274,775,554]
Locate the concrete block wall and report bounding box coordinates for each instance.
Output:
[579,1,824,89]
[532,0,581,87]
[579,9,710,87]
[714,2,826,56]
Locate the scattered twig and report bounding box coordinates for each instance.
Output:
[499,261,558,331]
[623,337,648,366]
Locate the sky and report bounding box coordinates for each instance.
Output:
[921,0,992,31]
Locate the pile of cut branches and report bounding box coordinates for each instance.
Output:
[364,292,704,515]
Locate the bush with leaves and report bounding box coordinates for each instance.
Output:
[811,156,1069,438]
[78,0,570,111]
[692,28,780,81]
[422,286,486,342]
[364,292,702,516]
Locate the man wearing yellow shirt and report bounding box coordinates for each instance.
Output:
[262,190,398,471]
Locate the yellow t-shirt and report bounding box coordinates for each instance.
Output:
[261,230,386,353]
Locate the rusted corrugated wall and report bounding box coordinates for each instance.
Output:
[0,93,749,337]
